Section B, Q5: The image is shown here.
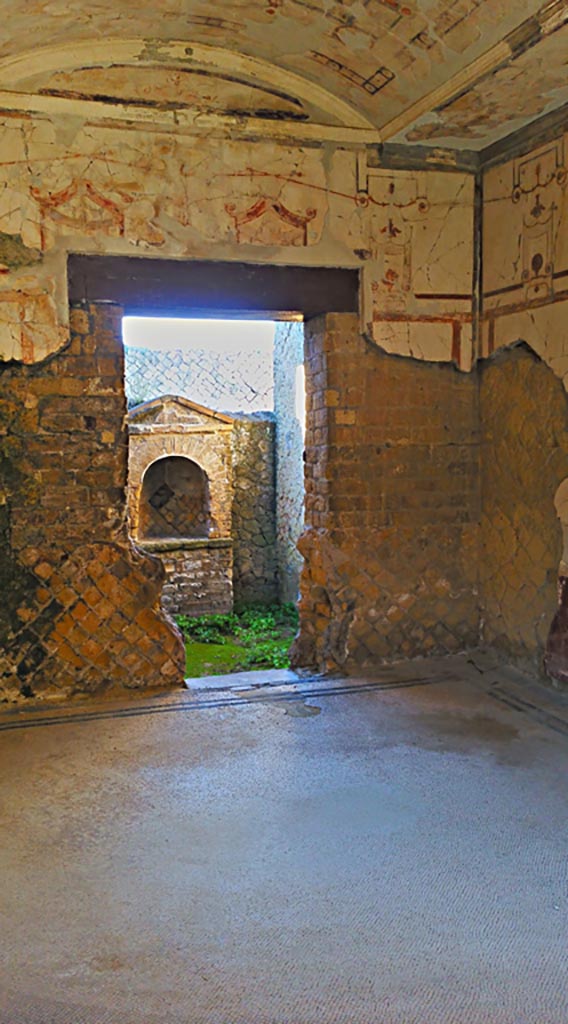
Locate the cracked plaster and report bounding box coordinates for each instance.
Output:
[398,24,568,151]
[0,113,474,368]
[0,2,548,133]
[482,129,568,389]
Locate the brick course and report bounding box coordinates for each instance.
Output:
[141,540,234,617]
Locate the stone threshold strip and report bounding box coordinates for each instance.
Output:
[0,674,448,733]
[2,665,567,736]
[487,681,568,738]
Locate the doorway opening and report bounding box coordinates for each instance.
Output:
[123,314,306,677]
[61,253,359,693]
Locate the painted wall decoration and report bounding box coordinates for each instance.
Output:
[482,131,568,385]
[224,198,318,246]
[23,65,313,123]
[0,1,550,133]
[399,27,568,151]
[354,161,474,367]
[0,111,474,368]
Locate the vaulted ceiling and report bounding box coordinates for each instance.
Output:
[1,0,567,152]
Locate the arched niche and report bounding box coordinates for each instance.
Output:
[138,455,211,541]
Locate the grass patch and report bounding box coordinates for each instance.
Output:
[184,640,245,678]
[176,603,299,678]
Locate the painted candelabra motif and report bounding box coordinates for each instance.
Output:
[513,141,567,305]
[482,131,568,381]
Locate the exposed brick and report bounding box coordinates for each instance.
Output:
[293,313,480,675]
[0,303,185,700]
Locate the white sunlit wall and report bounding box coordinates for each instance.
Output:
[122,317,276,414]
[274,321,306,604]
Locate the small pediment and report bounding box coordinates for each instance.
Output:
[128,395,234,430]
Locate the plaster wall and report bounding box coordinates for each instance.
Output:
[3,100,568,694]
[479,131,568,677]
[1,4,543,136]
[482,130,568,380]
[0,114,474,370]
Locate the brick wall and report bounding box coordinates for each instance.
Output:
[0,303,184,700]
[479,344,568,676]
[140,540,233,617]
[6,303,567,699]
[293,314,480,674]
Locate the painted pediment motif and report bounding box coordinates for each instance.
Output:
[225,198,318,246]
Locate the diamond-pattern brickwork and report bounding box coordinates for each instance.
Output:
[231,416,278,606]
[0,304,185,700]
[139,456,210,539]
[125,344,273,414]
[4,307,567,698]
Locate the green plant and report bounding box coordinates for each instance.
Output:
[239,637,293,670]
[175,603,299,677]
[176,612,239,645]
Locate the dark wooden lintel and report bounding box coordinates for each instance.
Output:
[68,255,360,318]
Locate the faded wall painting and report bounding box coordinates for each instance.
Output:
[482,130,568,385]
[398,26,568,151]
[0,113,474,370]
[355,162,474,368]
[1,1,547,132]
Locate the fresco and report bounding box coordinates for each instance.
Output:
[22,65,313,123]
[482,131,568,385]
[0,112,473,368]
[0,0,547,132]
[399,26,568,150]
